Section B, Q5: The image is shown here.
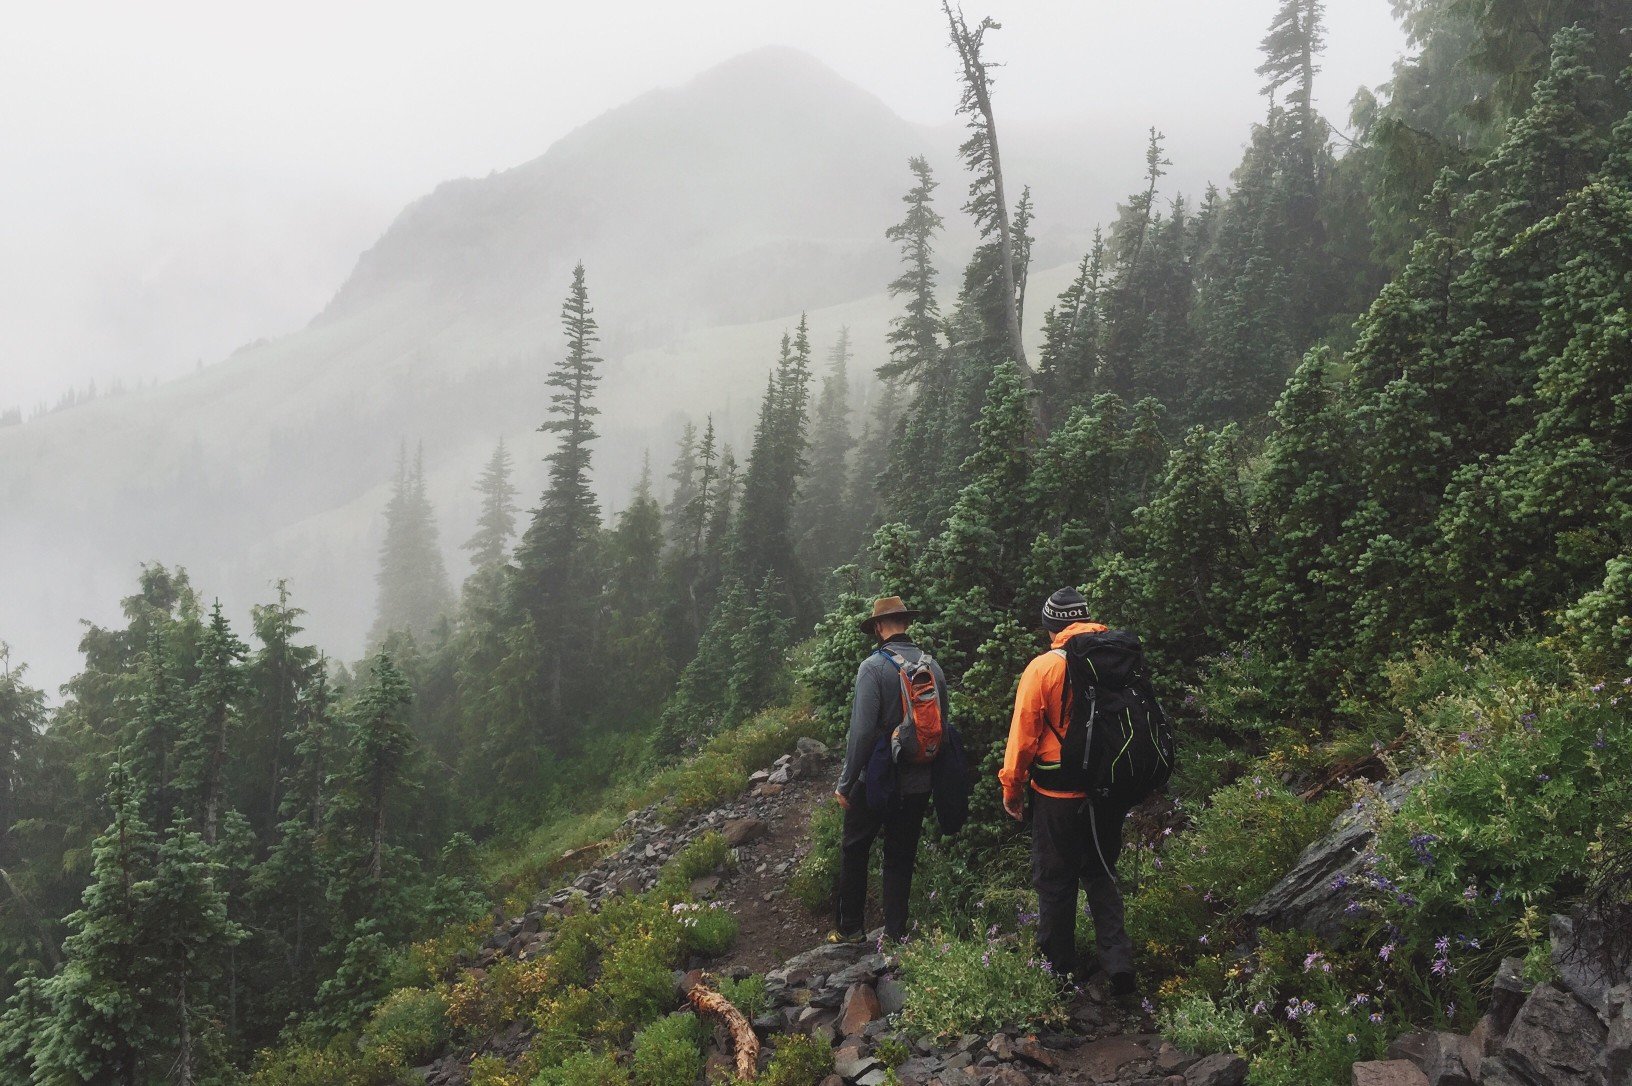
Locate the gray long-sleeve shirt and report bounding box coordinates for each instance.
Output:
[835,637,949,798]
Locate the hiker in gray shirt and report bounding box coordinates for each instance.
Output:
[829,596,949,944]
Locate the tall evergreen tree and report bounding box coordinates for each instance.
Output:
[941,2,1036,402]
[177,601,248,845]
[662,421,700,548]
[463,438,518,574]
[28,766,157,1086]
[1037,233,1106,410]
[368,444,452,647]
[797,328,856,579]
[879,157,944,384]
[511,262,607,754]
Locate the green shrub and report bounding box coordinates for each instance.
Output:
[1174,777,1344,912]
[789,800,843,912]
[873,1035,911,1069]
[1248,1000,1391,1086]
[248,1041,399,1086]
[1158,991,1253,1055]
[469,1055,526,1086]
[359,986,451,1065]
[673,901,739,957]
[717,974,769,1019]
[761,1032,836,1086]
[1124,774,1341,970]
[896,929,1067,1037]
[656,831,731,897]
[635,702,803,824]
[532,1049,630,1086]
[1361,654,1629,1016]
[630,1013,705,1086]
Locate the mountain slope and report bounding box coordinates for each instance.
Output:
[0,47,1097,690]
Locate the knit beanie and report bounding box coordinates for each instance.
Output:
[1041,587,1090,633]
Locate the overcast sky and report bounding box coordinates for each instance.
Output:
[0,1,1406,411]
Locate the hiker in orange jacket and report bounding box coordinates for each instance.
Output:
[1000,587,1137,996]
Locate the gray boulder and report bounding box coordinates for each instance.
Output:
[1550,911,1631,1019]
[1486,983,1606,1086]
[1244,770,1428,941]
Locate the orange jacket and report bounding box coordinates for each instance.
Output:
[998,621,1109,803]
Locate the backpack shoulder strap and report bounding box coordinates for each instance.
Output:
[875,646,909,671]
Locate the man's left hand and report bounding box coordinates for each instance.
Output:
[1003,794,1024,821]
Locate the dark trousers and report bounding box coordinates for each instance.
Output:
[1031,792,1133,980]
[835,790,931,940]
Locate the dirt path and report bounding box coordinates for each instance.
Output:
[709,767,833,975]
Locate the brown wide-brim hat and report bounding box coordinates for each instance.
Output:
[859,595,921,635]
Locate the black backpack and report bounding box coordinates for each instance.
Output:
[1035,629,1173,808]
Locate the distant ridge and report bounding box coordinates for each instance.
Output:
[0,47,1113,691]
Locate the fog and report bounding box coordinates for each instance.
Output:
[1,1,1407,693]
[0,1,1403,409]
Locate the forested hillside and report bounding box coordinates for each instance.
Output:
[1,2,1629,1084]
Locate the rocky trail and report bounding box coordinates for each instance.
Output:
[415,739,1627,1086]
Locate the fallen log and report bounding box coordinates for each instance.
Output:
[683,972,759,1081]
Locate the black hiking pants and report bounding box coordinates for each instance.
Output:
[1031,791,1134,981]
[835,789,931,941]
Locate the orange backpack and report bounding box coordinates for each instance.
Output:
[878,647,944,764]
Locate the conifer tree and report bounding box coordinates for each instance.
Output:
[178,601,248,846]
[941,2,1036,399]
[248,663,337,1021]
[0,651,44,869]
[845,377,901,541]
[512,262,607,748]
[241,582,318,832]
[1258,0,1326,181]
[879,157,944,384]
[1247,348,1359,706]
[463,438,518,574]
[797,328,856,578]
[28,766,157,1085]
[126,629,186,833]
[525,262,604,556]
[335,653,415,891]
[663,421,700,547]
[143,824,241,1085]
[1037,233,1106,409]
[369,444,452,647]
[731,322,815,621]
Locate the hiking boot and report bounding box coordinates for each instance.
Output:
[1109,971,1138,1003]
[825,928,866,946]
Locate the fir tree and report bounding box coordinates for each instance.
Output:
[1037,233,1106,409]
[941,2,1036,401]
[0,650,44,869]
[663,421,700,548]
[463,437,518,574]
[797,328,856,579]
[177,600,248,846]
[143,824,242,1085]
[511,262,607,751]
[369,444,452,648]
[28,766,157,1086]
[241,582,319,832]
[879,157,945,384]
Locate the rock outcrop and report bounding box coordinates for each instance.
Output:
[1244,770,1428,942]
[1376,910,1632,1086]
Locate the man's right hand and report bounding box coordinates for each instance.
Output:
[834,789,851,811]
[1003,793,1024,821]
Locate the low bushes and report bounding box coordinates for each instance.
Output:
[629,1013,705,1086]
[358,986,452,1066]
[761,1032,836,1086]
[895,929,1067,1037]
